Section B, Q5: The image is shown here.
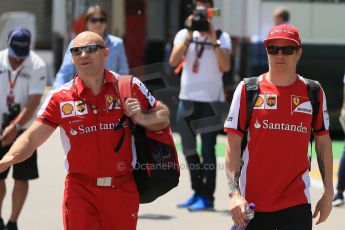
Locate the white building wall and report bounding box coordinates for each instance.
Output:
[220,0,345,44]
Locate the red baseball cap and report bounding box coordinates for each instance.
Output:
[263,24,301,47]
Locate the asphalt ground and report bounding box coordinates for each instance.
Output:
[1,131,345,230]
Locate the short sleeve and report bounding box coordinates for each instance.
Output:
[131,77,157,111]
[36,90,61,128]
[219,32,232,50]
[312,86,330,136]
[28,62,47,95]
[173,29,188,46]
[224,81,247,137]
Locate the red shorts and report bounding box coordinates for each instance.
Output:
[63,173,139,230]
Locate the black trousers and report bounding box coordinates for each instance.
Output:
[246,204,312,230]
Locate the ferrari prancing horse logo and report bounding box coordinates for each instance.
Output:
[293,97,300,106]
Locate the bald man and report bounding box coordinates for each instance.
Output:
[0,31,170,230]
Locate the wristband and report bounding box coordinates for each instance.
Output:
[181,43,188,50]
[181,39,191,50]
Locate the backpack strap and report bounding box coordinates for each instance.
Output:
[304,78,321,171]
[305,78,320,126]
[243,77,260,131]
[239,76,260,162]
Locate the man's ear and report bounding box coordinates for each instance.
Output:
[104,47,110,58]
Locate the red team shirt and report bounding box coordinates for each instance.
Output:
[224,74,329,212]
[36,70,156,178]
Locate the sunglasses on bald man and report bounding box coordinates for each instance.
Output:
[70,44,105,56]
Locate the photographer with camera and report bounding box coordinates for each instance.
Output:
[0,27,46,230]
[169,0,231,211]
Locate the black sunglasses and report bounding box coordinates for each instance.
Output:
[70,44,105,56]
[89,17,106,24]
[266,46,299,55]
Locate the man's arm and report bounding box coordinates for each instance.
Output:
[169,16,193,67]
[1,94,42,146]
[125,99,170,131]
[312,133,333,225]
[226,133,248,227]
[214,47,231,73]
[0,121,55,172]
[169,32,192,67]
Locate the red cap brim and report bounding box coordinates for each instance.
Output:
[263,37,300,46]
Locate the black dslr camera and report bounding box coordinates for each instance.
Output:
[191,6,209,32]
[1,104,21,132]
[190,6,220,32]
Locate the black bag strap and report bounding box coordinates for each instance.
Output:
[304,78,321,170]
[240,76,260,160]
[244,77,260,131]
[305,78,320,126]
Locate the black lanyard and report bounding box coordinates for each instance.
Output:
[194,36,208,59]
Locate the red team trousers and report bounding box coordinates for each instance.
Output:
[62,173,139,230]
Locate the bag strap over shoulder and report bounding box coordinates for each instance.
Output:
[304,78,321,171]
[243,77,260,131]
[238,76,260,162]
[304,78,320,125]
[118,75,134,110]
[114,75,134,153]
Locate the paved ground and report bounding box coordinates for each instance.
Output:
[2,131,345,229]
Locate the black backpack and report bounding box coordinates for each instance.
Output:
[242,76,320,168]
[114,75,180,204]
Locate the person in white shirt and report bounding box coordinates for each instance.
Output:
[0,27,46,230]
[169,0,231,211]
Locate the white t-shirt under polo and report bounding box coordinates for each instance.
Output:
[0,49,47,128]
[174,28,232,102]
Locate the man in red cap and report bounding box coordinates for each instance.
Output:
[224,24,333,229]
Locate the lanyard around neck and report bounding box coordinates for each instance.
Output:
[8,66,24,93]
[195,36,208,59]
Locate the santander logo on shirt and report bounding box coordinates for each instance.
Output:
[254,119,308,134]
[68,122,128,136]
